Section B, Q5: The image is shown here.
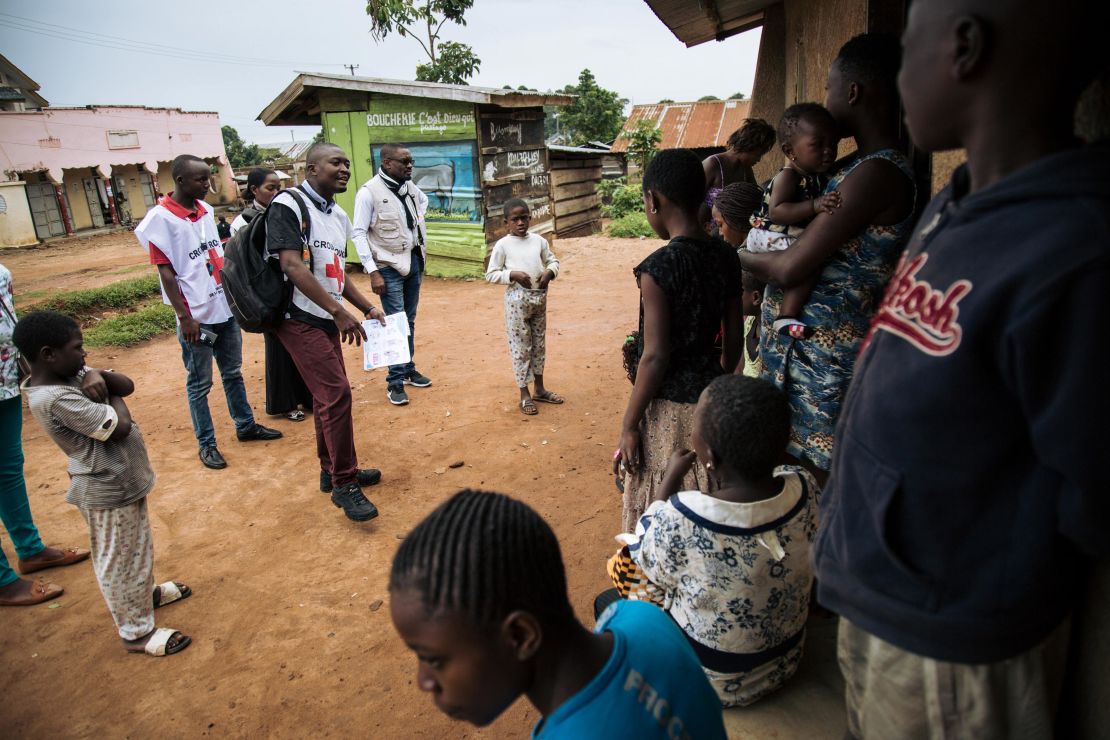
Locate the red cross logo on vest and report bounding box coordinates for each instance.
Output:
[325,252,345,292]
[207,248,224,286]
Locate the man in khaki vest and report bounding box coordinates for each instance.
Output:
[352,144,431,406]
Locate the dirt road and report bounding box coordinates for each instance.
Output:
[2,230,657,737]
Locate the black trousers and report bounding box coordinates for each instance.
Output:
[264,331,313,415]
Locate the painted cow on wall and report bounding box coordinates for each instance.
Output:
[413,162,456,212]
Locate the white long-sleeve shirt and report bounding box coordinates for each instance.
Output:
[351,176,429,273]
[485,233,560,287]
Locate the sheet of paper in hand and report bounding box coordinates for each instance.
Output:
[362,312,412,370]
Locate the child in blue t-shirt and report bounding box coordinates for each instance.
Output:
[389,489,726,739]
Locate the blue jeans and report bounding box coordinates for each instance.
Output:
[177,316,255,449]
[379,250,423,387]
[0,396,44,587]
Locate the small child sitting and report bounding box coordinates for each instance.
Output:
[711,183,767,377]
[746,103,842,339]
[390,489,726,739]
[485,198,564,415]
[608,374,819,706]
[15,310,193,657]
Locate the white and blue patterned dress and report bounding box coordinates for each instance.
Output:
[629,466,819,706]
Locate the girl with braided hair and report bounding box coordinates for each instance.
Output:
[389,489,726,737]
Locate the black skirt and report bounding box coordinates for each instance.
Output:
[264,332,313,415]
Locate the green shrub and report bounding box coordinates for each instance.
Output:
[599,177,645,220]
[607,212,655,238]
[33,275,161,316]
[84,304,177,347]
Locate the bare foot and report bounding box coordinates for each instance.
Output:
[0,577,63,606]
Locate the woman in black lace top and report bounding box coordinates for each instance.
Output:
[614,149,743,531]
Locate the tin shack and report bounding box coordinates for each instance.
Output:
[259,74,572,277]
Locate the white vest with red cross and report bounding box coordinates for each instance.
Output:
[271,191,353,321]
[134,202,232,325]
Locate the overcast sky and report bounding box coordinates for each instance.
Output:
[0,1,760,145]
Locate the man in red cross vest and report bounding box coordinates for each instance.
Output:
[265,144,388,524]
[135,155,281,471]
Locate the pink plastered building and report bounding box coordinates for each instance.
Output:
[0,100,235,242]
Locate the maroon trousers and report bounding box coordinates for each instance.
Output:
[275,320,358,486]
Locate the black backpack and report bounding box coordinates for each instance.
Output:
[221,189,310,333]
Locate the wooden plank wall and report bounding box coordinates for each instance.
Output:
[476,106,554,245]
[549,152,603,238]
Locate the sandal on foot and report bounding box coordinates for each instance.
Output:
[287,410,306,422]
[153,581,192,608]
[18,546,90,575]
[0,578,63,606]
[533,391,565,404]
[132,627,191,656]
[520,398,538,415]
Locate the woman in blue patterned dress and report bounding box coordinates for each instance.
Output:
[740,33,917,481]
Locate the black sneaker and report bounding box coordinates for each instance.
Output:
[320,468,382,492]
[387,385,409,405]
[331,482,379,522]
[403,370,432,388]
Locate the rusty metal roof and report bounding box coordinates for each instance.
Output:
[611,99,754,152]
[644,0,771,47]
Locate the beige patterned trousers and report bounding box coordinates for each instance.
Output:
[504,284,547,388]
[80,498,155,640]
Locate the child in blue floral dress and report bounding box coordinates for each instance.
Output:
[610,374,819,707]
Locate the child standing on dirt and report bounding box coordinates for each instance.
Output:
[390,488,727,738]
[746,103,842,339]
[607,374,819,707]
[485,198,564,416]
[16,310,194,657]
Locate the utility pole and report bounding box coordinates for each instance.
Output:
[344,64,359,76]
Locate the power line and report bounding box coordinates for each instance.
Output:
[0,13,347,69]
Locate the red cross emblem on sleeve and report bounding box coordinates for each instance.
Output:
[325,252,345,292]
[207,248,224,286]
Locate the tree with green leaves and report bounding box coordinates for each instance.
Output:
[365,0,480,84]
[729,91,748,100]
[222,125,266,168]
[557,69,627,145]
[698,95,720,102]
[620,120,663,172]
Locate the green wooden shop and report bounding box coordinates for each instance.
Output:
[259,74,573,277]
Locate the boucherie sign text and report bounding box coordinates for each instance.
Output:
[365,94,477,142]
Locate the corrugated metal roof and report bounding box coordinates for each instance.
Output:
[611,99,753,152]
[260,73,574,126]
[644,0,770,47]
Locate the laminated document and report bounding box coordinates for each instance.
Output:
[362,312,411,370]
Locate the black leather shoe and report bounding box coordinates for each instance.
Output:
[199,446,227,469]
[237,424,283,442]
[331,483,379,522]
[320,468,383,492]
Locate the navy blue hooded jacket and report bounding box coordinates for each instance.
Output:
[814,145,1110,663]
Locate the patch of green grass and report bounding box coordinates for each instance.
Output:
[84,303,177,347]
[607,212,655,238]
[35,275,161,316]
[109,264,151,276]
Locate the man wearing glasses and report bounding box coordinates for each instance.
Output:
[352,145,432,406]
